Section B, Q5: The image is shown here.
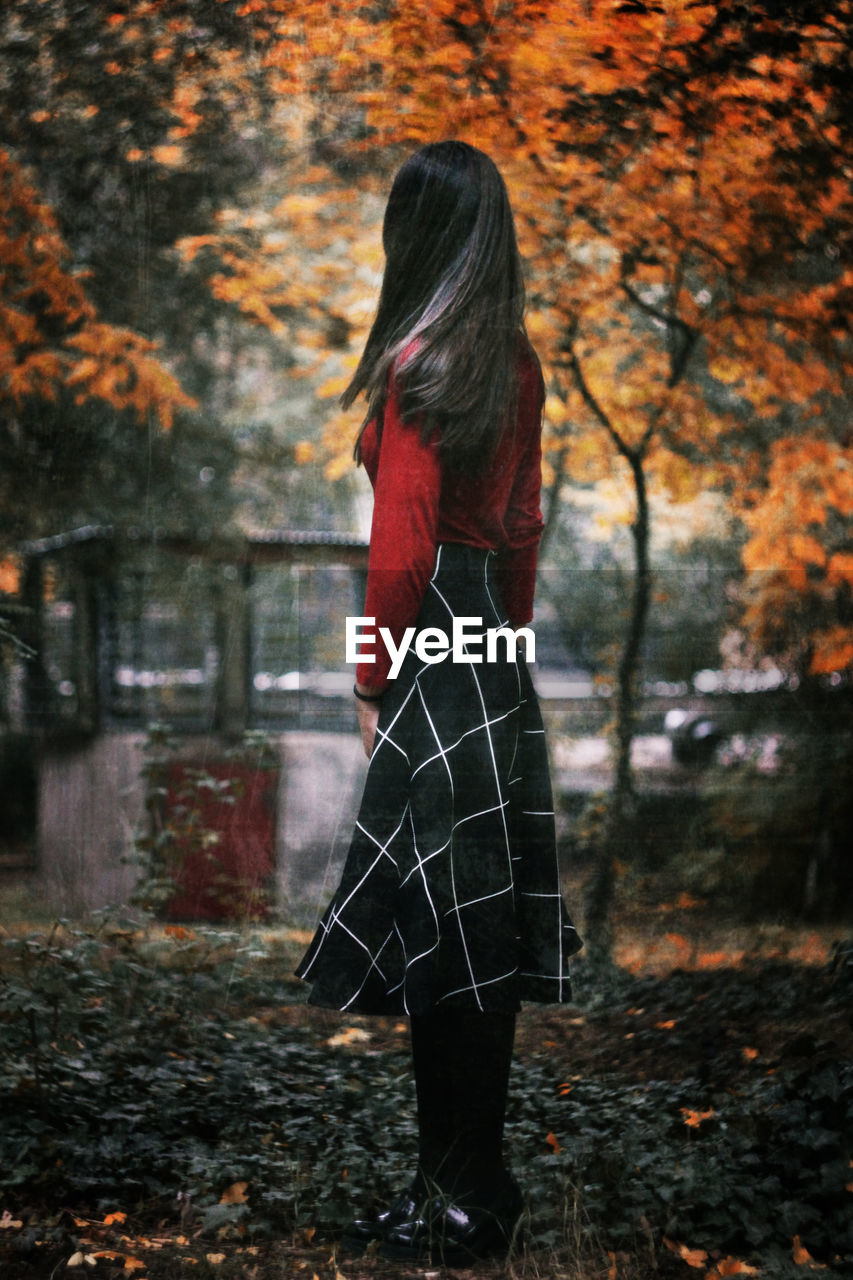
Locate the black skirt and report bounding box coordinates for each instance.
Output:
[295,543,582,1014]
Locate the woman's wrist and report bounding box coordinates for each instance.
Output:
[354,683,384,703]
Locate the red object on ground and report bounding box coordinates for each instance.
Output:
[162,760,279,921]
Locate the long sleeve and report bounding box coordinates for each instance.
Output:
[495,387,544,628]
[355,387,442,690]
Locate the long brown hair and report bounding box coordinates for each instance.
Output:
[343,141,528,472]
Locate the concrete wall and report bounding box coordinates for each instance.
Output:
[37,733,147,915]
[35,731,367,921]
[275,731,366,926]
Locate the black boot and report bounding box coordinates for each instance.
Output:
[340,1186,422,1249]
[376,1008,523,1262]
[380,1170,524,1264]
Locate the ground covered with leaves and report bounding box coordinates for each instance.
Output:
[0,913,851,1280]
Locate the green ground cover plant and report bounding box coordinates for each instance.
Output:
[0,916,850,1279]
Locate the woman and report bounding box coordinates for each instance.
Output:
[296,140,581,1265]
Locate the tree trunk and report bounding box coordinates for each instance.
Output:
[583,449,651,966]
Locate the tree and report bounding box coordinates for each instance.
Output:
[261,0,853,955]
[5,2,850,933]
[0,0,303,546]
[0,145,196,545]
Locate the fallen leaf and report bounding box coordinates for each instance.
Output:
[545,1130,562,1153]
[0,1211,23,1230]
[708,1259,760,1277]
[220,1181,249,1205]
[165,925,196,940]
[792,1235,825,1267]
[327,1026,371,1047]
[681,1107,715,1128]
[664,1237,708,1268]
[206,1253,226,1265]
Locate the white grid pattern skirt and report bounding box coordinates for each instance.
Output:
[295,543,582,1014]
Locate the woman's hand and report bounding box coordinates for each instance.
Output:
[355,685,383,758]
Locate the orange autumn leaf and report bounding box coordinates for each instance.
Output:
[91,1252,143,1269]
[0,557,20,595]
[681,1107,715,1128]
[792,1236,825,1267]
[707,1259,760,1277]
[810,626,853,676]
[665,933,693,964]
[788,533,827,568]
[664,1238,709,1268]
[219,1181,249,1205]
[165,925,196,941]
[792,1237,811,1264]
[544,1131,562,1153]
[326,1026,371,1047]
[152,144,185,167]
[697,951,737,970]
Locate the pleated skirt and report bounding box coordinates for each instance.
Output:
[295,543,582,1015]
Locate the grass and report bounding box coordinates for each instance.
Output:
[1,871,851,1280]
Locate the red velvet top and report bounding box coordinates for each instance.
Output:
[355,337,546,690]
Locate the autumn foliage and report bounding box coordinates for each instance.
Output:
[264,0,853,679]
[2,0,851,677]
[0,1,279,542]
[0,147,194,441]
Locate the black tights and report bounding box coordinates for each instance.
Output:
[409,1008,516,1206]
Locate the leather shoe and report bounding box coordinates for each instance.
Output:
[379,1175,524,1264]
[340,1189,420,1250]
